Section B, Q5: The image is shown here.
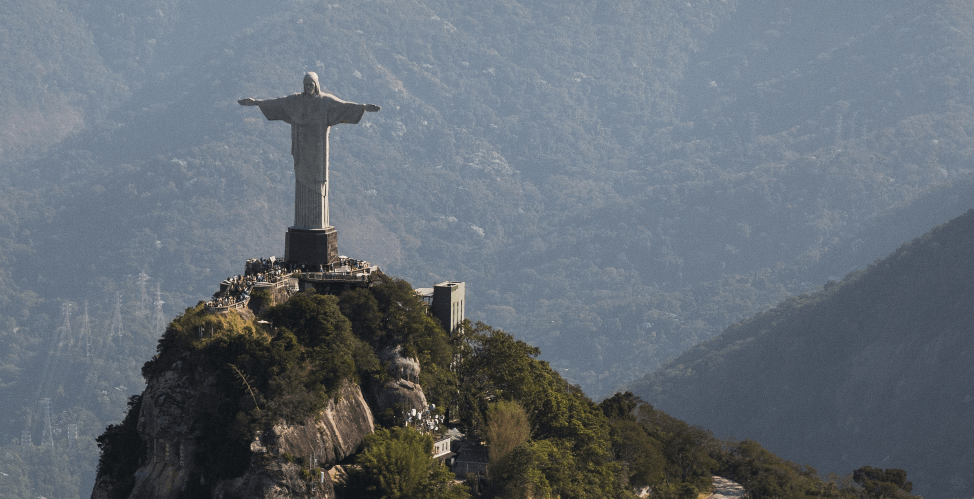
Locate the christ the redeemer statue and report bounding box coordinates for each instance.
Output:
[239,72,379,265]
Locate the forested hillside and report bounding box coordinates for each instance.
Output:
[93,276,917,499]
[629,208,974,498]
[3,0,974,495]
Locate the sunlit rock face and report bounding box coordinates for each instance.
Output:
[92,357,376,499]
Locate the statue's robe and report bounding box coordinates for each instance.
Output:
[256,92,367,229]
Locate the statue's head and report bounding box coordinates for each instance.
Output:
[303,72,321,96]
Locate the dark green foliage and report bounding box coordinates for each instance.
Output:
[337,288,383,346]
[339,427,469,499]
[720,439,837,499]
[97,292,389,495]
[340,276,451,361]
[263,294,352,349]
[93,275,925,499]
[452,322,630,498]
[338,277,457,408]
[247,287,273,314]
[632,209,974,497]
[485,399,531,478]
[601,393,669,490]
[606,419,667,489]
[94,395,146,499]
[600,391,642,422]
[599,392,921,499]
[624,396,716,496]
[853,466,913,499]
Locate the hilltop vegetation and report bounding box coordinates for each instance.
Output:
[95,277,912,498]
[630,208,974,498]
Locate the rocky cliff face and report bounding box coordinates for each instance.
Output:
[371,345,430,419]
[91,359,378,499]
[91,283,444,499]
[213,380,375,499]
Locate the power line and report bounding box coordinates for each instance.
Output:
[40,398,54,447]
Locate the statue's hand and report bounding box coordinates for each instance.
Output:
[238,98,258,106]
[364,104,380,112]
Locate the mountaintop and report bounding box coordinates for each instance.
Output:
[91,268,921,499]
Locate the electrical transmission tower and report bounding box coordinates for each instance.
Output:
[154,283,166,336]
[109,291,123,341]
[40,398,54,447]
[137,270,150,317]
[58,301,74,350]
[79,301,92,360]
[66,423,78,449]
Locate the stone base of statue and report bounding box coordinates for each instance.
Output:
[285,226,338,266]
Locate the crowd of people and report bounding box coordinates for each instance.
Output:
[300,256,375,282]
[206,257,296,311]
[205,256,377,311]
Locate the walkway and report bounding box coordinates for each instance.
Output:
[708,476,745,499]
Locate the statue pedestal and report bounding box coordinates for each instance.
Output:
[285,226,338,267]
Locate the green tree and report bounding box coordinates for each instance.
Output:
[485,399,531,477]
[605,419,667,489]
[853,466,914,499]
[599,391,642,421]
[94,395,146,499]
[455,324,632,498]
[338,277,457,410]
[340,427,469,499]
[247,287,273,314]
[635,403,717,490]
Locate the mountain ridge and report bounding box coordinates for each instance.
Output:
[630,208,974,498]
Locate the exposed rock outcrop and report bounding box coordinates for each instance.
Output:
[211,457,333,499]
[270,380,375,466]
[374,378,429,416]
[371,345,429,418]
[125,361,218,499]
[379,345,421,382]
[92,358,376,499]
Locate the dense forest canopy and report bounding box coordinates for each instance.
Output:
[2,0,974,496]
[629,208,974,498]
[94,278,916,498]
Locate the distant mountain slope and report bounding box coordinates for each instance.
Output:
[629,209,974,498]
[10,0,974,401]
[6,0,974,495]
